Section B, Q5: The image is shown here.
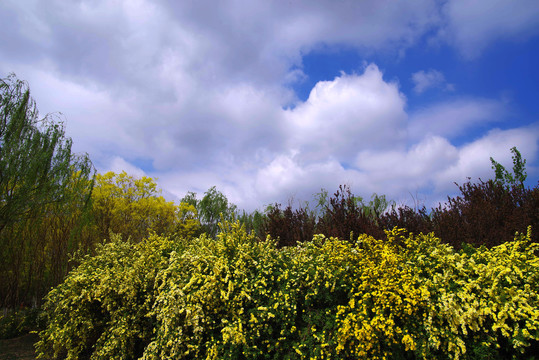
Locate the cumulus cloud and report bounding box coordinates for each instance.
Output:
[411,69,454,94]
[355,136,458,188]
[285,64,408,163]
[434,125,539,192]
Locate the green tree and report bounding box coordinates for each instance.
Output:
[0,74,94,232]
[0,74,94,308]
[181,186,238,237]
[364,193,395,220]
[490,146,527,188]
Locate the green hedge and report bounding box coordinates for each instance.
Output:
[36,223,539,359]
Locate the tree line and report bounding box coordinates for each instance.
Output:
[1,73,537,313]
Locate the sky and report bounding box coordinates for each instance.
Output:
[1,0,539,211]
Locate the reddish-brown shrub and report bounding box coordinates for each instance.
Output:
[315,185,385,241]
[431,180,538,248]
[262,204,316,247]
[379,205,433,237]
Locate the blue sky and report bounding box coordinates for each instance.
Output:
[1,0,538,211]
[296,35,539,146]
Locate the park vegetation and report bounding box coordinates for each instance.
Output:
[1,74,538,359]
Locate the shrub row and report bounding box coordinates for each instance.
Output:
[263,181,539,249]
[36,222,539,359]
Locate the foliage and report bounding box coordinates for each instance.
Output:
[0,73,93,233]
[174,201,202,239]
[181,186,238,237]
[379,176,538,249]
[0,74,95,309]
[430,179,538,248]
[316,185,386,241]
[36,222,539,359]
[379,204,432,237]
[0,308,44,339]
[490,146,527,188]
[262,203,316,247]
[410,226,539,359]
[335,229,432,360]
[237,208,267,239]
[90,171,199,243]
[35,232,184,359]
[261,186,390,246]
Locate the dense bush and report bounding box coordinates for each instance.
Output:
[430,180,539,248]
[315,185,386,241]
[35,232,184,359]
[262,204,316,247]
[262,180,538,250]
[378,205,432,237]
[404,226,539,359]
[262,185,386,247]
[36,222,539,359]
[0,307,44,339]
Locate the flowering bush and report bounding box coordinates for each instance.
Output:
[335,229,432,360]
[415,227,539,359]
[36,222,538,359]
[35,233,184,359]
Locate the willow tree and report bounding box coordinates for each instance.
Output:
[0,74,94,307]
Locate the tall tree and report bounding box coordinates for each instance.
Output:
[90,171,200,242]
[181,186,238,237]
[0,74,94,307]
[0,74,93,233]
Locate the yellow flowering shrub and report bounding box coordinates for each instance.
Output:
[143,224,358,359]
[35,232,184,359]
[335,228,432,360]
[35,221,538,359]
[414,226,539,360]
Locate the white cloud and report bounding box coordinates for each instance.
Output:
[286,64,408,163]
[353,136,459,201]
[411,69,453,94]
[105,156,146,178]
[434,125,539,192]
[253,154,364,206]
[441,0,539,58]
[6,66,145,161]
[408,98,506,141]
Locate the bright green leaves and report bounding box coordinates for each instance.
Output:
[490,146,528,188]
